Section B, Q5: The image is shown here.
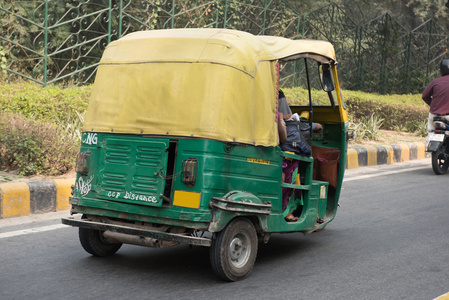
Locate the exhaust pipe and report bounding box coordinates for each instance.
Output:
[102,231,179,248]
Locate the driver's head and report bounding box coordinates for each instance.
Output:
[278,89,286,99]
[440,59,449,76]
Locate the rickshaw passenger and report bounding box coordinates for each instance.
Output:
[278,90,322,222]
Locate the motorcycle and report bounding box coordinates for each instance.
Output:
[427,116,449,174]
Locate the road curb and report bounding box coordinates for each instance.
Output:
[0,178,74,218]
[346,141,429,169]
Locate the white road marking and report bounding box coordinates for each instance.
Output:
[344,166,428,182]
[0,224,67,239]
[0,211,70,229]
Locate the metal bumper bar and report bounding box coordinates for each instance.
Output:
[61,218,212,247]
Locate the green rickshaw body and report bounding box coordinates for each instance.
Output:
[64,28,348,281]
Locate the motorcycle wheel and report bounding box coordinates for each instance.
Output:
[431,144,449,175]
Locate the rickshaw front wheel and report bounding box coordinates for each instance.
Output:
[78,216,122,257]
[210,217,258,281]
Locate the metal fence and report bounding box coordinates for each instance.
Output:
[0,0,447,94]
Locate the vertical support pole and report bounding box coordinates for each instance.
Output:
[298,15,307,88]
[223,0,229,28]
[171,0,175,29]
[262,0,267,35]
[301,15,306,38]
[357,26,363,90]
[214,0,219,28]
[118,0,123,38]
[379,14,388,94]
[330,3,335,42]
[276,61,280,119]
[404,32,412,94]
[108,0,112,44]
[43,0,48,86]
[304,58,313,136]
[292,15,302,87]
[296,13,301,39]
[426,19,433,81]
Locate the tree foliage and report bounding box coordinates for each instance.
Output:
[0,0,447,94]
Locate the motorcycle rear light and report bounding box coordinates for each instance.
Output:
[76,151,91,176]
[181,158,198,187]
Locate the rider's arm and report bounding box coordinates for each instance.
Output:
[422,81,434,105]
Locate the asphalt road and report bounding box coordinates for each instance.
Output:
[1,158,448,300]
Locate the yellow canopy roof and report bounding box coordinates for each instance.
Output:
[100,29,337,76]
[84,29,337,146]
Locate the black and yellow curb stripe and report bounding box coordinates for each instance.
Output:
[0,178,74,218]
[346,142,429,169]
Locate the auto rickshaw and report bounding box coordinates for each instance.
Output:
[62,28,348,281]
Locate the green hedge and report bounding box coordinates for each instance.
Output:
[284,87,428,132]
[0,82,89,175]
[0,82,91,124]
[345,97,428,132]
[0,112,78,175]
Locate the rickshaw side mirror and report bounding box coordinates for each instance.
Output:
[319,64,335,92]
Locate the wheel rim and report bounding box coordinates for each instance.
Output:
[438,152,448,168]
[229,232,251,268]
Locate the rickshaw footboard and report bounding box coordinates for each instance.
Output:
[61,218,212,247]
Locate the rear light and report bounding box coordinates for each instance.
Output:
[76,151,91,176]
[181,158,198,187]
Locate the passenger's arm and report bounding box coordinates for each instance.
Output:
[278,112,287,143]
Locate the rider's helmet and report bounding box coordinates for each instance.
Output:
[440,59,449,76]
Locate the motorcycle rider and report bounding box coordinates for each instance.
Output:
[422,59,449,132]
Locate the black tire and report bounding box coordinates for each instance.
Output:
[432,145,449,175]
[210,218,258,281]
[78,217,122,257]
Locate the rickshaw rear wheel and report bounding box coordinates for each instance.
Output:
[79,216,122,257]
[210,217,258,281]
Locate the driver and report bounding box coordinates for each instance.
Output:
[422,59,449,132]
[278,90,323,132]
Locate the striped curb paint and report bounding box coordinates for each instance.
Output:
[346,142,428,169]
[0,178,75,218]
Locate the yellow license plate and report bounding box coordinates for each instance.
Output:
[173,190,201,209]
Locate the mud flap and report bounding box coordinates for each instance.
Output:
[427,141,442,152]
[208,191,271,232]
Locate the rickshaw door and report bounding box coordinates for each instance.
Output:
[96,136,170,207]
